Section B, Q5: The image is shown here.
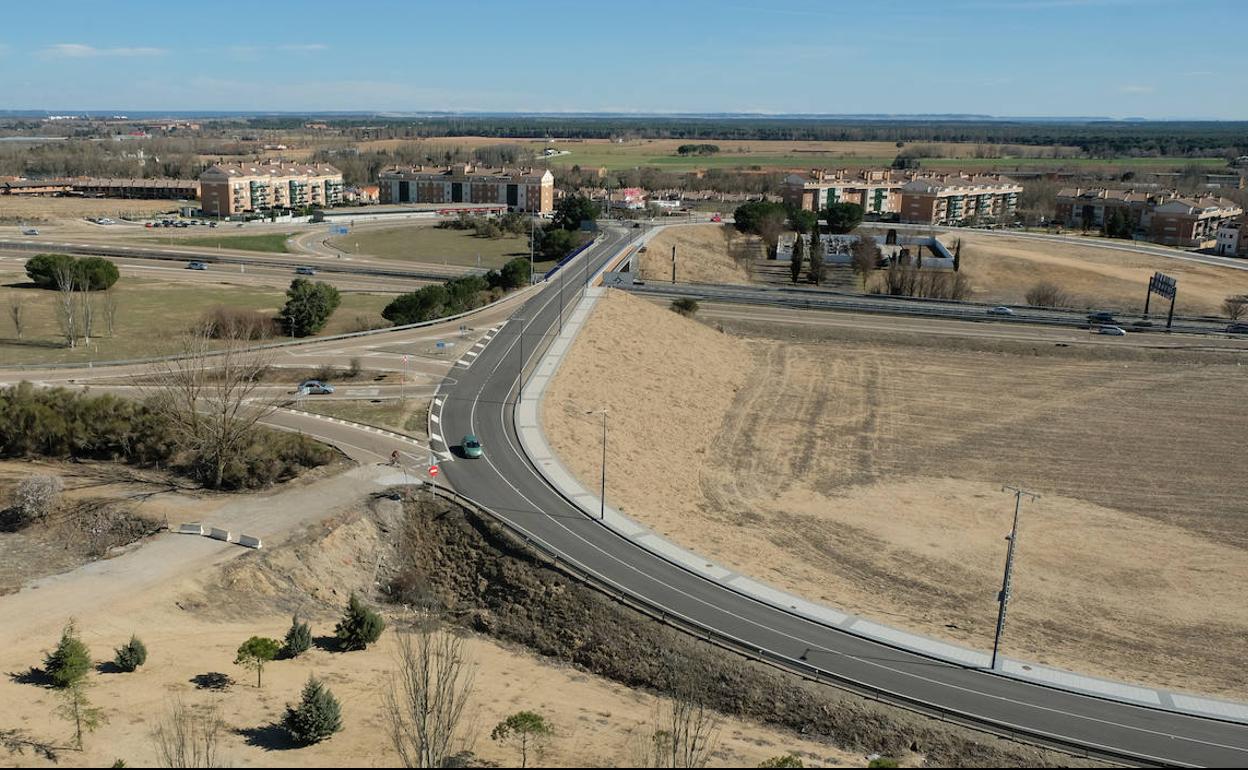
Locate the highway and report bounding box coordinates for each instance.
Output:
[436,223,1248,767]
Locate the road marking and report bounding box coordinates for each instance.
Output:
[429,413,440,423]
[464,350,479,358]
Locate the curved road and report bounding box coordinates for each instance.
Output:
[437,224,1248,767]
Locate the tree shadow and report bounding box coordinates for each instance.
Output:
[190,672,234,691]
[311,635,342,653]
[236,722,298,751]
[0,338,65,350]
[95,661,126,675]
[0,506,27,533]
[7,667,55,688]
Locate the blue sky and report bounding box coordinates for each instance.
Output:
[1,0,1245,118]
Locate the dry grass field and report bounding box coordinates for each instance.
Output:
[0,197,182,225]
[638,224,756,284]
[543,290,1248,700]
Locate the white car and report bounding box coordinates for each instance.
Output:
[987,306,1014,316]
[21,228,39,236]
[1097,325,1127,337]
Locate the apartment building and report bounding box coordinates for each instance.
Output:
[198,160,344,217]
[377,164,554,213]
[899,174,1022,225]
[1055,187,1243,247]
[782,169,907,215]
[1216,218,1246,257]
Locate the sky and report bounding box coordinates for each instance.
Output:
[1,0,1246,119]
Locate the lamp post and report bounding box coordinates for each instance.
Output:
[585,409,608,521]
[514,316,527,404]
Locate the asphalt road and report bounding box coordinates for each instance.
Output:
[438,224,1248,767]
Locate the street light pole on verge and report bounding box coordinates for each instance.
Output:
[514,316,527,405]
[585,409,608,521]
[990,485,1039,671]
[529,214,535,286]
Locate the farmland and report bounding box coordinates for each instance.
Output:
[543,290,1248,700]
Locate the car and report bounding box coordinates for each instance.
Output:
[297,380,335,395]
[1228,323,1248,334]
[1132,320,1154,328]
[294,266,317,276]
[145,222,155,228]
[21,228,39,236]
[987,306,1014,316]
[208,221,218,228]
[710,214,723,223]
[1087,311,1117,324]
[186,261,208,270]
[462,434,484,459]
[1096,325,1127,336]
[633,222,643,229]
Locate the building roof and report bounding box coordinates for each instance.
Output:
[378,164,554,183]
[200,160,341,180]
[901,174,1021,194]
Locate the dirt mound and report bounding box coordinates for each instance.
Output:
[639,224,756,285]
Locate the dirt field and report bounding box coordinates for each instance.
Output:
[0,493,861,769]
[639,224,757,285]
[542,290,1248,700]
[0,198,182,225]
[945,232,1248,315]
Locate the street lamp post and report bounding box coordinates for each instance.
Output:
[514,316,527,404]
[586,409,608,520]
[991,485,1039,671]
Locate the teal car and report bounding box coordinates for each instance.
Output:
[462,435,484,459]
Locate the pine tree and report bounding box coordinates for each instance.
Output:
[789,233,805,284]
[334,593,385,651]
[809,224,821,265]
[234,637,281,687]
[283,676,343,745]
[44,620,92,688]
[112,635,147,673]
[284,615,312,658]
[953,239,961,272]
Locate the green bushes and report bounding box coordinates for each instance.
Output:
[25,254,120,290]
[334,593,385,651]
[279,279,341,338]
[44,620,92,688]
[112,636,147,673]
[283,676,342,745]
[283,616,313,658]
[382,274,492,326]
[0,383,331,490]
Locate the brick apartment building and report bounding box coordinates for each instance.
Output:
[783,169,1022,225]
[1055,187,1243,248]
[377,164,554,213]
[782,169,907,215]
[198,160,344,217]
[898,174,1022,225]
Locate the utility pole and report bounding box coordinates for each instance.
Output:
[991,485,1039,671]
[529,215,535,286]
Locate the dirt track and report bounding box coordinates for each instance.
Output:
[543,290,1248,700]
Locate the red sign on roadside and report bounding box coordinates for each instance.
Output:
[428,465,439,477]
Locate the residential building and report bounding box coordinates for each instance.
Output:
[1055,187,1242,247]
[1216,218,1245,257]
[899,174,1022,225]
[782,169,907,215]
[377,164,554,213]
[198,160,344,217]
[72,177,199,199]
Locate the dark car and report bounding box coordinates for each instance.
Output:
[294,266,317,276]
[1087,311,1116,324]
[1228,323,1248,334]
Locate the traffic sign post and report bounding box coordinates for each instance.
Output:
[401,354,409,401]
[1144,272,1178,330]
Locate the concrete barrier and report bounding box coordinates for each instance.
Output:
[207,527,232,543]
[236,534,263,549]
[175,523,205,535]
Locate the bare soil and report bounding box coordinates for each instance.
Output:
[0,198,181,225]
[542,290,1248,700]
[639,224,757,285]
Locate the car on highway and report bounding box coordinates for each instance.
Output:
[462,434,484,459]
[294,266,317,276]
[1096,325,1127,336]
[21,227,39,235]
[297,380,335,395]
[1228,323,1248,334]
[986,306,1014,316]
[1087,310,1117,324]
[186,261,208,270]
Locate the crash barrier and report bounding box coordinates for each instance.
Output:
[236,534,263,549]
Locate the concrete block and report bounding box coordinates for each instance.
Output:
[237,534,263,549]
[176,523,205,535]
[207,527,232,542]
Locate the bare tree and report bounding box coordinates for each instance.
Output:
[101,287,120,337]
[77,290,96,346]
[1224,295,1247,321]
[12,474,63,526]
[850,237,880,291]
[383,613,477,768]
[54,263,78,348]
[7,295,26,340]
[144,325,275,489]
[151,698,227,768]
[1025,282,1073,308]
[55,681,105,750]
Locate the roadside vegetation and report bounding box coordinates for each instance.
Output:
[142,232,294,254]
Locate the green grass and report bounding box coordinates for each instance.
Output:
[300,399,427,435]
[329,225,556,271]
[0,272,392,365]
[140,232,295,253]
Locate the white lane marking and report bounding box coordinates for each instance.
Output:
[464,350,479,358]
[429,413,440,424]
[429,433,444,444]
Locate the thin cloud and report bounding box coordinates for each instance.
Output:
[41,43,166,58]
[1121,84,1154,94]
[280,43,328,52]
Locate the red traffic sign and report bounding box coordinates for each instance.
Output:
[428,465,439,477]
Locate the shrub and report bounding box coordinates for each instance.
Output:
[200,306,277,340]
[670,298,699,317]
[283,616,312,658]
[1024,281,1072,308]
[24,253,77,289]
[283,676,342,745]
[822,202,864,234]
[44,620,92,688]
[759,755,804,768]
[112,635,147,672]
[334,593,384,651]
[11,474,63,526]
[24,254,119,290]
[279,279,341,338]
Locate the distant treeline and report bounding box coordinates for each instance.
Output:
[238,117,1248,158]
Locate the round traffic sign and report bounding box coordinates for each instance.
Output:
[428,465,439,477]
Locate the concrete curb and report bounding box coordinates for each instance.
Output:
[512,229,1248,725]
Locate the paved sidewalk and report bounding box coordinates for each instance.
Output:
[513,259,1248,725]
